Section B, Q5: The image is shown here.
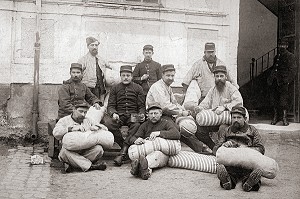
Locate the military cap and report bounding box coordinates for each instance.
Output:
[278,38,289,46]
[143,45,154,51]
[213,65,227,74]
[74,101,89,109]
[147,102,162,112]
[162,64,175,72]
[70,63,83,71]
[120,65,133,73]
[231,105,247,117]
[204,42,215,52]
[86,36,99,46]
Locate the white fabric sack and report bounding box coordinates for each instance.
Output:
[146,151,169,169]
[183,80,201,111]
[105,69,121,87]
[62,130,114,151]
[216,146,279,179]
[85,106,106,124]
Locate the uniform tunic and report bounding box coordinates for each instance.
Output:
[78,52,107,88]
[133,59,162,94]
[57,78,100,119]
[107,82,145,116]
[146,79,184,116]
[104,82,145,146]
[182,57,238,98]
[267,50,297,108]
[199,81,243,111]
[130,118,181,144]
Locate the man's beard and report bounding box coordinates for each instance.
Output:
[231,121,243,132]
[215,80,225,91]
[90,49,98,56]
[72,76,82,82]
[205,55,216,63]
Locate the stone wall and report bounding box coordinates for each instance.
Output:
[0,0,240,129]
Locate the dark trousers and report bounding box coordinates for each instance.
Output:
[222,166,261,191]
[195,126,219,150]
[270,81,289,109]
[162,115,204,153]
[102,114,141,147]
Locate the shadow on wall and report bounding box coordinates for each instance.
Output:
[5,83,60,128]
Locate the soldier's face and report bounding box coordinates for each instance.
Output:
[143,49,154,61]
[120,72,133,84]
[231,113,246,129]
[88,41,99,56]
[73,107,88,123]
[214,72,226,89]
[148,109,162,123]
[278,44,288,53]
[162,70,175,86]
[204,51,215,59]
[70,68,83,82]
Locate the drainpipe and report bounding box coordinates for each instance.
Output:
[31,0,41,140]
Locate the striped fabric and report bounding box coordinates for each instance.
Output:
[128,138,181,160]
[168,151,217,174]
[196,110,231,126]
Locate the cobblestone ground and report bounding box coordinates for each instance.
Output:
[0,132,299,199]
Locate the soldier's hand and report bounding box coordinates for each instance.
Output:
[112,113,119,121]
[93,103,101,110]
[72,124,85,132]
[134,137,145,145]
[149,131,160,141]
[182,110,191,117]
[141,74,149,80]
[214,106,226,115]
[194,106,203,114]
[90,125,100,131]
[222,141,239,148]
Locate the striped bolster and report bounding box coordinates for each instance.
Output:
[168,151,217,174]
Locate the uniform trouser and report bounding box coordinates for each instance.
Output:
[88,87,106,105]
[102,114,141,147]
[195,124,228,150]
[195,126,218,150]
[162,116,203,153]
[59,145,104,172]
[270,81,289,109]
[222,166,261,191]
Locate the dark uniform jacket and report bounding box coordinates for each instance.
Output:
[129,118,181,144]
[267,50,297,86]
[133,59,162,94]
[213,123,265,155]
[107,82,145,116]
[58,78,100,119]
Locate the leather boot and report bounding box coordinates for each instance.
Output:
[283,109,289,126]
[271,108,279,125]
[114,144,129,166]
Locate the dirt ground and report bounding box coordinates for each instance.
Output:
[0,130,300,199]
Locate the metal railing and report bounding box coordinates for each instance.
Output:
[250,47,277,81]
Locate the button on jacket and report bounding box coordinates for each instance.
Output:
[107,82,146,116]
[133,59,162,94]
[58,78,100,119]
[267,51,297,86]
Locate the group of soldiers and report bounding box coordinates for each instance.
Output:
[51,36,295,192]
